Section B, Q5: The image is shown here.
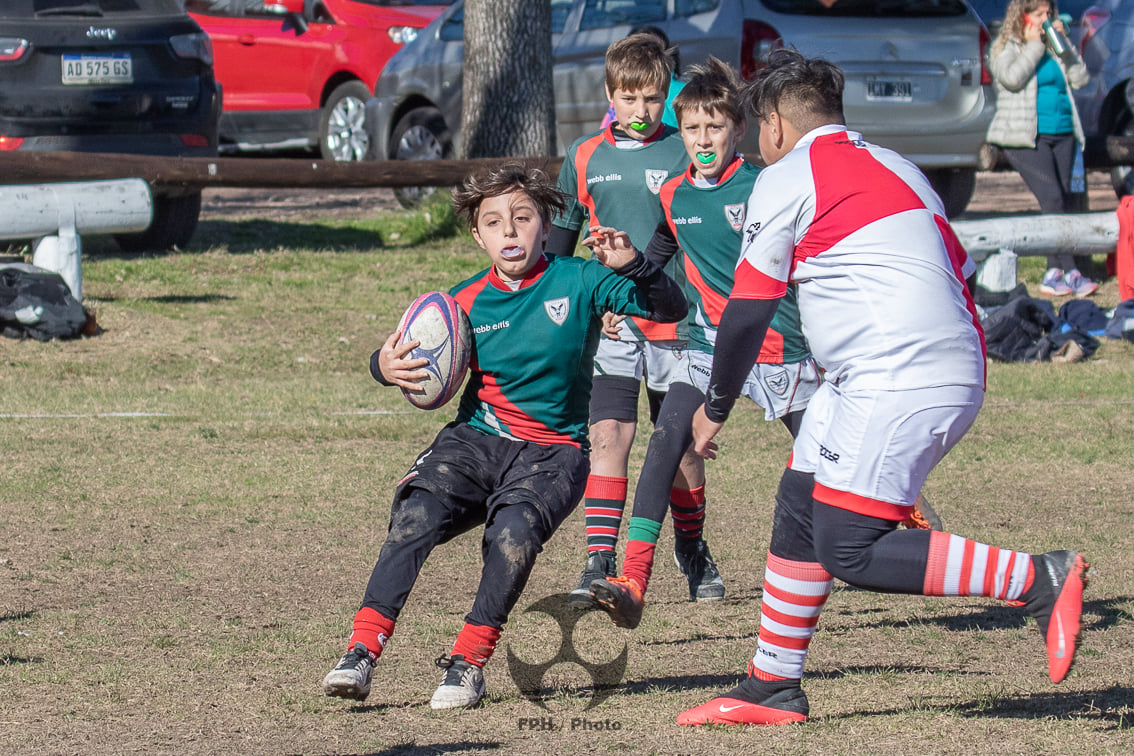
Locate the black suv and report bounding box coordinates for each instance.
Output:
[0,0,221,251]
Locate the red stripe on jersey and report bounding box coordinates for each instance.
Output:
[762,580,830,608]
[660,172,683,240]
[936,215,988,386]
[758,627,813,651]
[732,258,787,299]
[476,373,580,448]
[488,255,548,290]
[453,276,492,372]
[574,134,607,225]
[684,254,729,322]
[922,530,951,595]
[795,133,925,265]
[813,482,911,521]
[632,315,681,341]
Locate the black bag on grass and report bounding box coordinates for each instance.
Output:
[0,264,87,341]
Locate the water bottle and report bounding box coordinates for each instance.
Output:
[1042,19,1070,57]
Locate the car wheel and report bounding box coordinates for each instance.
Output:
[320,81,371,162]
[1110,111,1134,198]
[926,168,977,219]
[114,192,202,252]
[389,106,451,208]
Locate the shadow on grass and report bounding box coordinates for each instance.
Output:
[354,743,502,756]
[0,609,34,622]
[192,219,385,253]
[836,596,1131,634]
[0,654,43,665]
[825,685,1134,728]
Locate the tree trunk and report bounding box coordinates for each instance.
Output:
[461,0,555,159]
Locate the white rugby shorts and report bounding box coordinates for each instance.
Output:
[789,382,984,520]
[593,337,687,393]
[682,350,821,421]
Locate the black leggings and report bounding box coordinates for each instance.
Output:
[770,468,931,594]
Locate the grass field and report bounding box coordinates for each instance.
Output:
[1,200,1133,755]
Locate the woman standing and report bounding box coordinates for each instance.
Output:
[987,0,1096,296]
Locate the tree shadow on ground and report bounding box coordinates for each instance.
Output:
[0,609,34,622]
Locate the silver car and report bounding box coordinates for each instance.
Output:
[367,0,994,216]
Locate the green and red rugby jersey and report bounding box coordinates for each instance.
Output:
[654,156,809,364]
[449,254,668,451]
[554,124,690,342]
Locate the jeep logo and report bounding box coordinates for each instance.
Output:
[86,26,117,41]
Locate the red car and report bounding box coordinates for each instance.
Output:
[185,0,451,161]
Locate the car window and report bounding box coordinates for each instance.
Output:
[579,0,667,31]
[11,0,182,14]
[759,0,968,16]
[182,0,260,14]
[438,2,572,42]
[674,0,720,17]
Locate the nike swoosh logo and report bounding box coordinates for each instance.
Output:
[1054,612,1066,658]
[719,703,747,713]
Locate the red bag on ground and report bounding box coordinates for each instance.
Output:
[1116,196,1134,300]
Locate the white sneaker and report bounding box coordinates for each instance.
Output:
[322,642,375,701]
[429,654,486,710]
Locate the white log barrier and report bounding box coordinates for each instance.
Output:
[951,211,1118,262]
[0,179,152,301]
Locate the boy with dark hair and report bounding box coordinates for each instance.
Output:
[321,165,686,711]
[678,49,1088,727]
[586,56,818,628]
[546,32,716,607]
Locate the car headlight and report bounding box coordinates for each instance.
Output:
[388,26,419,46]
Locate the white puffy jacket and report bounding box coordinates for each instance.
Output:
[986,38,1088,149]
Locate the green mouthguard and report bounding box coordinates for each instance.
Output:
[629,121,650,131]
[696,153,715,164]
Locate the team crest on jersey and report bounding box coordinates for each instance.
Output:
[644,170,668,195]
[724,203,746,231]
[544,297,570,325]
[764,368,790,397]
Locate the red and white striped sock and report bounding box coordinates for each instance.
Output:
[922,531,1034,600]
[749,553,833,681]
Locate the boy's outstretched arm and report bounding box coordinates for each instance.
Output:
[585,225,688,324]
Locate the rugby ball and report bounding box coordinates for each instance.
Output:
[395,291,472,410]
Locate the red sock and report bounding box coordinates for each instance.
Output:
[670,485,706,541]
[450,622,502,667]
[348,606,395,659]
[584,475,628,553]
[622,540,656,594]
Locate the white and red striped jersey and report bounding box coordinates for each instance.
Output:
[733,125,985,391]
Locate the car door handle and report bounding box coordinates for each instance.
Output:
[238,34,256,46]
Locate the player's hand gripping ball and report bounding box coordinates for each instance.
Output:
[396,291,473,410]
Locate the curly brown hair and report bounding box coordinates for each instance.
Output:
[994,0,1058,54]
[451,164,568,232]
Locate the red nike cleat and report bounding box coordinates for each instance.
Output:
[676,688,809,726]
[1025,550,1089,683]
